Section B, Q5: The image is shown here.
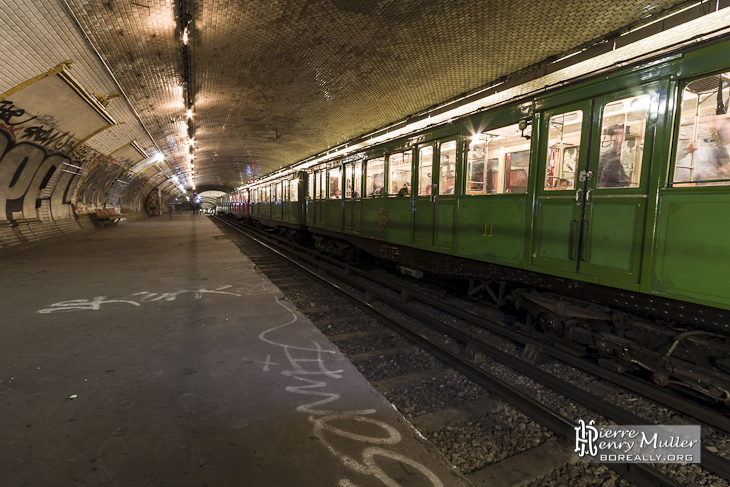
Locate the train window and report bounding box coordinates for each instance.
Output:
[276,182,283,202]
[283,181,289,202]
[344,164,352,198]
[418,146,434,195]
[467,122,532,195]
[439,141,457,195]
[544,111,583,190]
[307,173,314,199]
[328,167,341,198]
[290,179,298,202]
[317,170,326,199]
[366,157,385,196]
[353,160,362,198]
[596,95,648,188]
[389,151,412,196]
[673,73,730,186]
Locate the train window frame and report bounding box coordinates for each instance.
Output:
[544,110,584,191]
[418,145,434,196]
[438,139,458,196]
[289,178,299,202]
[594,95,649,189]
[307,172,314,200]
[671,71,730,187]
[344,163,353,199]
[353,160,363,199]
[365,156,385,197]
[316,169,326,199]
[388,151,412,197]
[465,121,532,195]
[328,166,341,199]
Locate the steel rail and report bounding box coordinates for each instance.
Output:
[223,218,730,481]
[213,216,705,487]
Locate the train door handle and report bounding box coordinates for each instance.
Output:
[568,219,578,260]
[574,188,583,206]
[585,189,593,206]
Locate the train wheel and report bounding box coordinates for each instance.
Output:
[653,372,670,387]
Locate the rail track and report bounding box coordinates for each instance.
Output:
[211,214,730,487]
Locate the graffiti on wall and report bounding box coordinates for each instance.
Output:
[0,65,116,222]
[76,142,146,212]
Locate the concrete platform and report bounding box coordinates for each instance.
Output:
[0,214,470,487]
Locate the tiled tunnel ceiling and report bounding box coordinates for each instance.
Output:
[65,0,695,192]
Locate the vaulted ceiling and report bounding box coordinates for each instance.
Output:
[5,0,720,193]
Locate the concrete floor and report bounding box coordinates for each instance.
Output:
[0,214,469,487]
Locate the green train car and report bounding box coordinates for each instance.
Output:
[223,36,730,401]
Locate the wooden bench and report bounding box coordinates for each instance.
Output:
[93,208,126,227]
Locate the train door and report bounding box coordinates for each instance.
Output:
[413,138,458,248]
[282,179,290,222]
[306,172,315,226]
[414,143,436,246]
[343,161,362,233]
[275,181,284,221]
[343,163,353,231]
[531,87,656,283]
[315,169,326,226]
[435,138,458,248]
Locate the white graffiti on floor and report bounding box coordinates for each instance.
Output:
[36,284,258,314]
[257,297,444,487]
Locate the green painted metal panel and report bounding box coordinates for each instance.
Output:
[382,199,413,244]
[580,198,646,282]
[306,200,314,226]
[458,196,525,265]
[532,199,579,269]
[653,194,730,307]
[360,199,387,240]
[343,200,361,235]
[324,200,343,231]
[413,198,434,246]
[435,197,455,248]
